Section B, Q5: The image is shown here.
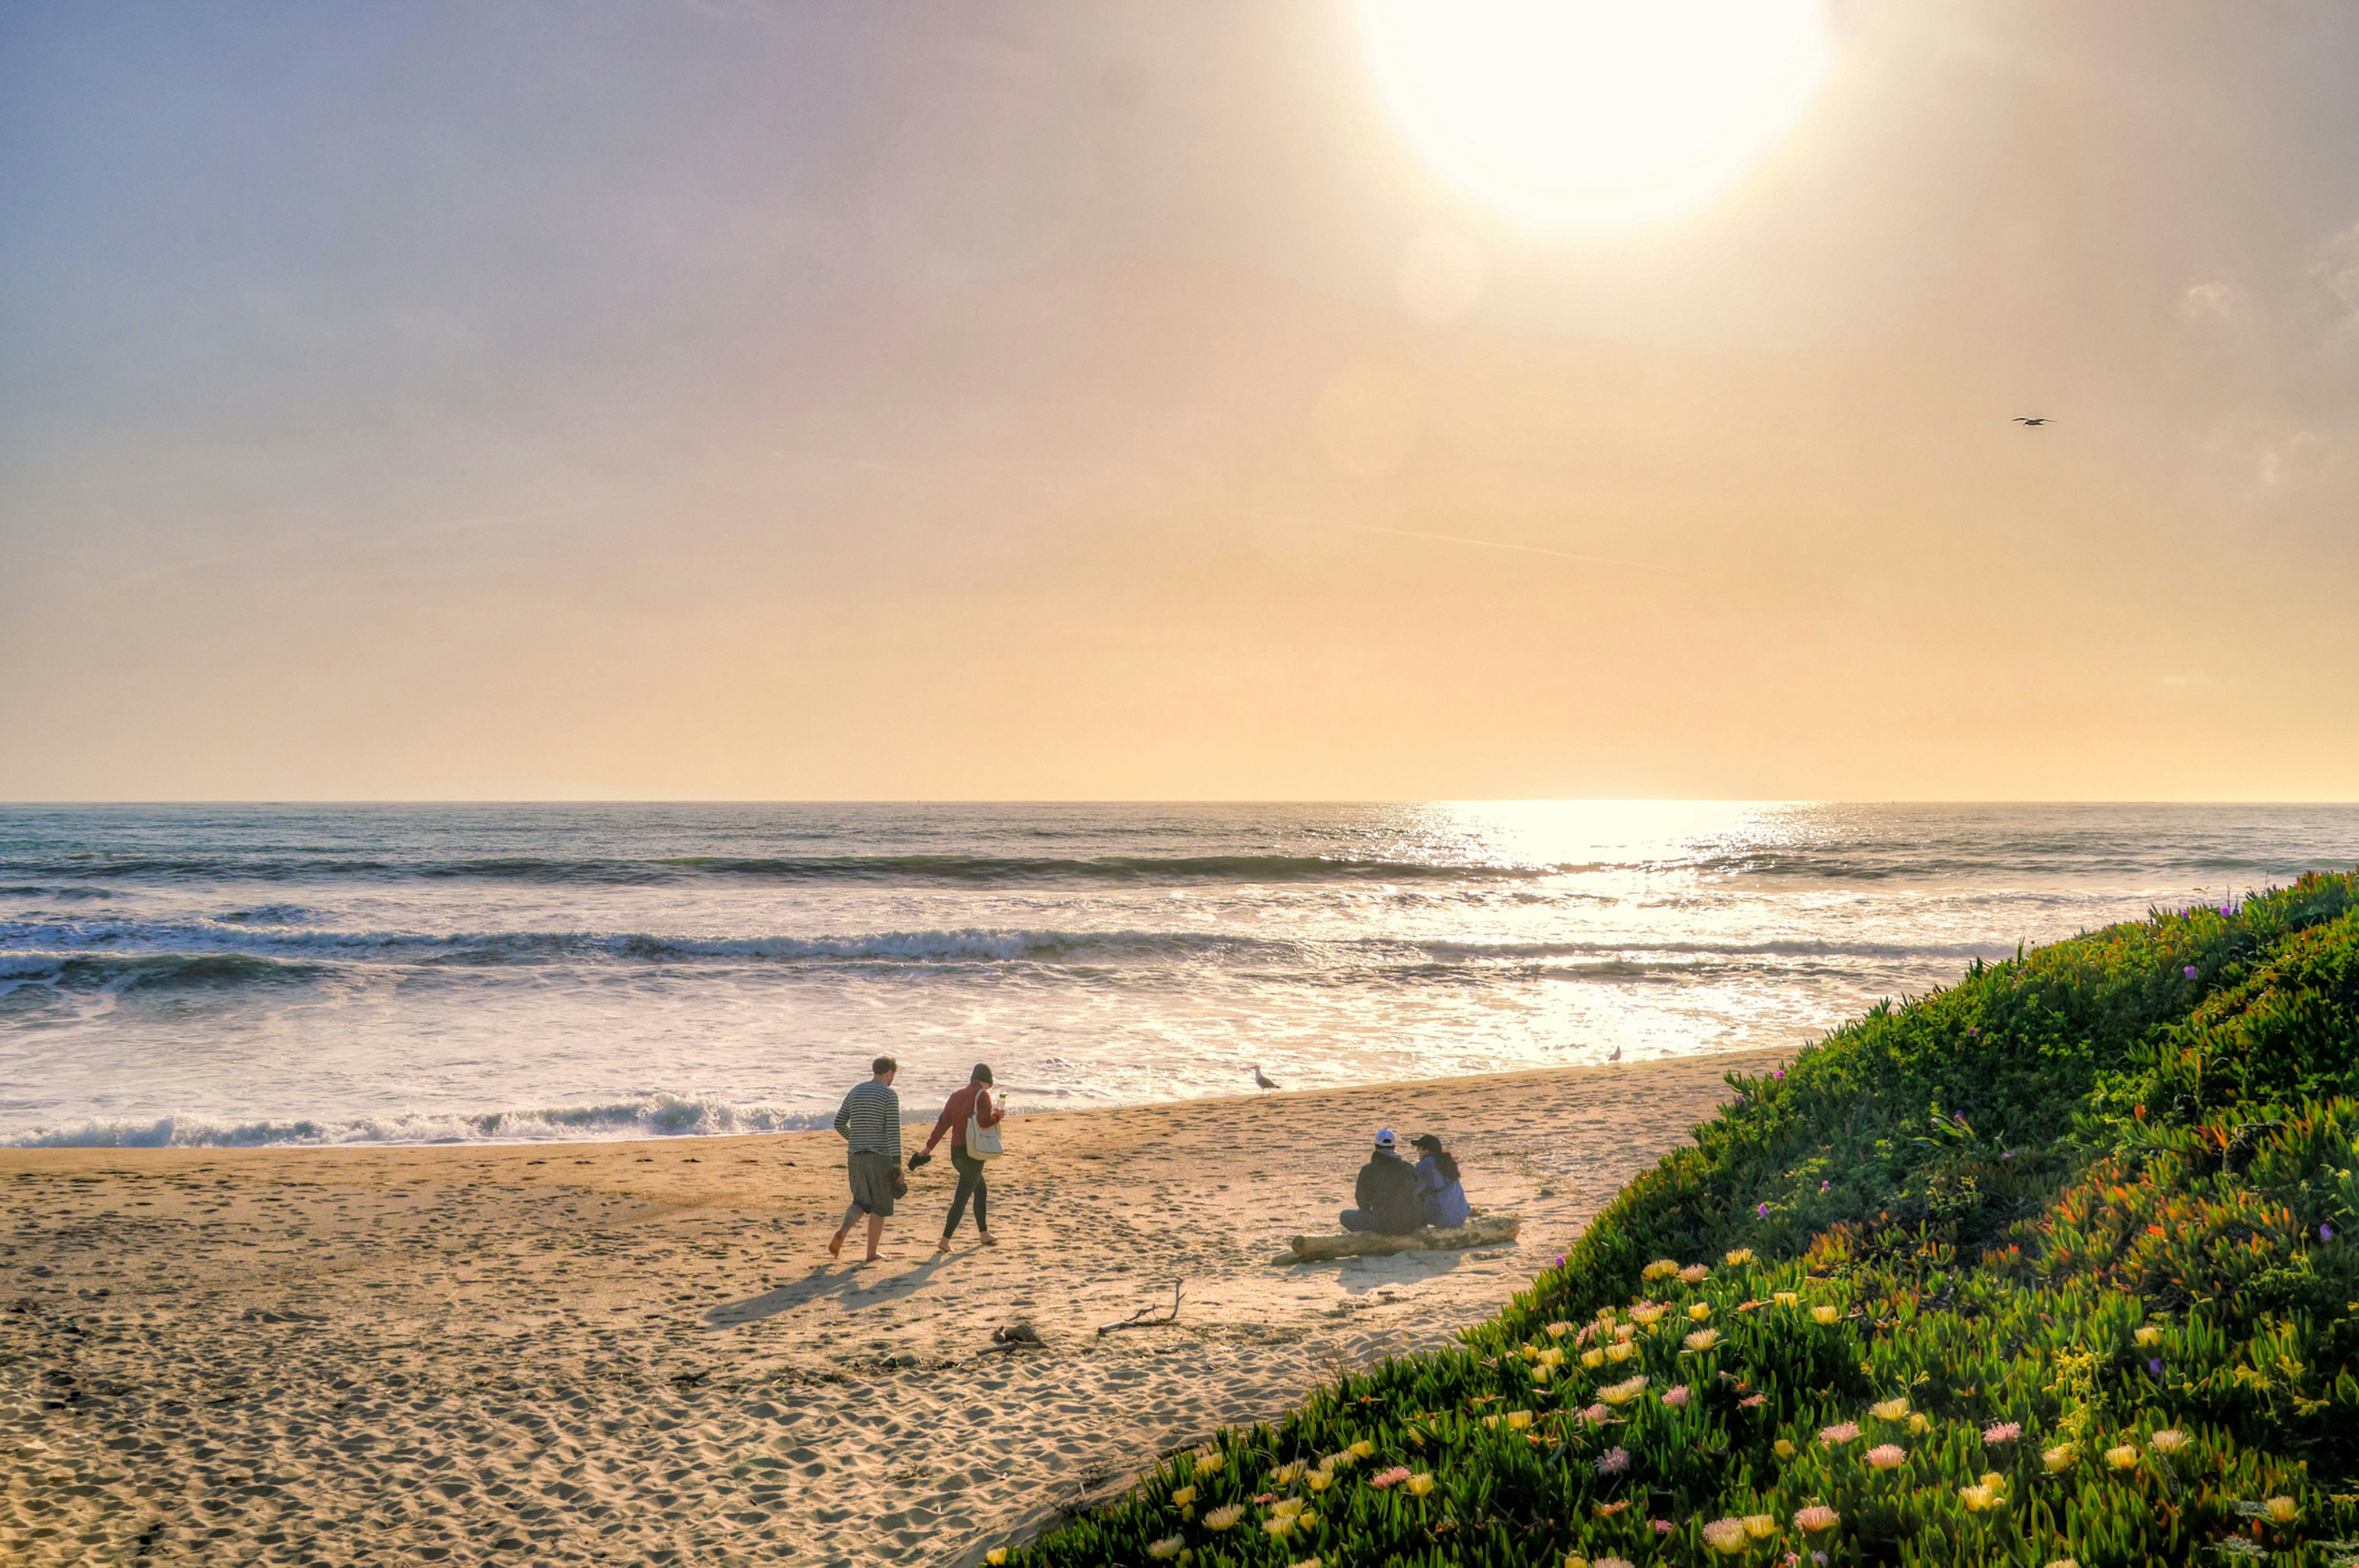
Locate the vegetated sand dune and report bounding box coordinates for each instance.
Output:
[0,1050,1778,1567]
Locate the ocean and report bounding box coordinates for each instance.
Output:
[1,802,2350,1148]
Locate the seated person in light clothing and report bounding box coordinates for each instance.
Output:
[1410,1133,1469,1228]
[828,1056,902,1262]
[1339,1128,1423,1234]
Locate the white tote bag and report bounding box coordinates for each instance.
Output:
[965,1088,1004,1159]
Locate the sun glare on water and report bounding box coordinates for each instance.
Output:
[1359,0,1830,232]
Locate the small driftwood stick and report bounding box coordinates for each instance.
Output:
[1097,1281,1186,1336]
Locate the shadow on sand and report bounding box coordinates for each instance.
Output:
[703,1255,950,1327]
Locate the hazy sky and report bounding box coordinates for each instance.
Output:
[4,1,2356,801]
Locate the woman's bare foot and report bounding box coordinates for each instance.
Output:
[936,1237,953,1253]
[827,1230,845,1260]
[977,1231,998,1247]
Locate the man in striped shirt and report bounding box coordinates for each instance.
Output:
[828,1057,903,1262]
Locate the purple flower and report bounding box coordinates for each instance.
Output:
[2322,1225,2336,1243]
[2183,965,2199,979]
[1757,1202,1770,1218]
[1596,1446,1630,1476]
[2148,1357,2164,1376]
[1813,1555,1829,1567]
[1556,1255,1567,1266]
[2001,1150,2017,1160]
[1966,1026,1978,1037]
[1820,1180,1829,1193]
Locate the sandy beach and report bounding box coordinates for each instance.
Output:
[2,1050,1780,1567]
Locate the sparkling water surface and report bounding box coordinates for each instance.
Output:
[1,802,2350,1146]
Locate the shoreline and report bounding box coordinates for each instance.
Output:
[2,1048,1783,1567]
[2,1049,1771,1151]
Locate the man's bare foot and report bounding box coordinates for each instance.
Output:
[863,1252,888,1263]
[977,1231,998,1247]
[937,1237,953,1253]
[827,1230,845,1260]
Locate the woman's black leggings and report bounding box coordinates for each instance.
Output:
[944,1147,988,1237]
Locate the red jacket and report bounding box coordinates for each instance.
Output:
[925,1082,1001,1153]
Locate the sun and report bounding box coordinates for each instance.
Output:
[1359,0,1831,233]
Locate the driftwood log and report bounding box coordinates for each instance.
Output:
[1283,1214,1520,1263]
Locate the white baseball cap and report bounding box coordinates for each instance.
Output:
[1374,1128,1397,1150]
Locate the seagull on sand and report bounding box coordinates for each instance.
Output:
[2012,416,2050,426]
[1606,1044,1622,1062]
[1253,1065,1280,1091]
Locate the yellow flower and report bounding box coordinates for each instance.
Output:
[1598,1376,1648,1406]
[2149,1429,2190,1455]
[1263,1518,1294,1539]
[1296,1513,1317,1531]
[2103,1445,2140,1471]
[1683,1328,1721,1352]
[1869,1397,1909,1421]
[1700,1518,1749,1556]
[1605,1342,1637,1363]
[1958,1483,1999,1512]
[2043,1446,2076,1473]
[1724,1248,1756,1266]
[1203,1503,1244,1531]
[1980,1472,2004,1489]
[1565,1557,1591,1568]
[1306,1469,1332,1492]
[1147,1538,1184,1560]
[1772,1291,1799,1307]
[1630,1306,1667,1327]
[1641,1259,1680,1281]
[1273,1461,1306,1486]
[1269,1497,1305,1521]
[1170,1486,1197,1509]
[1773,1439,1796,1460]
[1407,1473,1433,1497]
[1193,1450,1224,1475]
[1581,1349,1606,1369]
[1347,1440,1375,1461]
[1907,1413,1932,1435]
[1532,1365,1552,1384]
[2132,1325,2162,1348]
[1537,1347,1566,1368]
[1812,1305,1841,1325]
[2044,1560,2080,1568]
[2264,1496,2298,1524]
[1742,1515,1777,1539]
[985,1552,1007,1567]
[1688,1302,1714,1322]
[1506,1410,1534,1430]
[1547,1320,1575,1338]
[1286,1556,1320,1568]
[1613,1323,1637,1341]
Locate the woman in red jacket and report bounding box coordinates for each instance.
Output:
[918,1063,1003,1252]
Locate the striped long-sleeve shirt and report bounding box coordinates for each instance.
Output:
[832,1079,902,1161]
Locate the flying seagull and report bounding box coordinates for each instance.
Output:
[2013,416,2050,426]
[1253,1065,1280,1091]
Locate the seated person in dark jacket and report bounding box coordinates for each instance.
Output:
[1340,1128,1425,1233]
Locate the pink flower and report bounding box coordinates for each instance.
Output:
[1596,1446,1631,1476]
[1982,1422,2022,1445]
[1578,1403,1611,1425]
[1369,1466,1412,1489]
[1863,1443,1905,1470]
[1740,1394,1767,1409]
[1664,1386,1691,1408]
[1654,1519,1675,1534]
[1819,1422,1861,1446]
